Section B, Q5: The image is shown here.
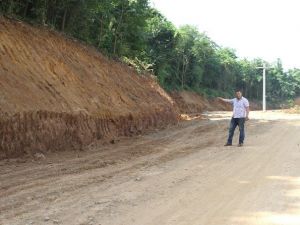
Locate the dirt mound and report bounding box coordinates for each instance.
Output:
[171,91,231,114]
[0,17,179,158]
[294,97,300,106]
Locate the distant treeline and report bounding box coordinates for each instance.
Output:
[1,0,300,102]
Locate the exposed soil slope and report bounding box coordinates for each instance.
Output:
[171,91,231,114]
[0,17,179,158]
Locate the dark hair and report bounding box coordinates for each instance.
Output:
[235,89,242,93]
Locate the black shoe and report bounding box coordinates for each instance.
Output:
[224,143,232,146]
[238,143,244,147]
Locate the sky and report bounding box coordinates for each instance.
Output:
[150,0,300,70]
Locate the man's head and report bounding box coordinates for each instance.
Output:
[235,90,243,99]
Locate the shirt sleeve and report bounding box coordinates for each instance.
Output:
[244,99,250,107]
[223,98,234,104]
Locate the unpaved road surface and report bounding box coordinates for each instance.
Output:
[1,111,300,225]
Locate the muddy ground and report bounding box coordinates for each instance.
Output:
[2,111,300,225]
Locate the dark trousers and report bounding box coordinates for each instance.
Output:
[227,117,245,144]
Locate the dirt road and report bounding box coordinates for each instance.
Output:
[1,111,300,225]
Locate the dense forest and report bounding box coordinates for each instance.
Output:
[1,0,300,103]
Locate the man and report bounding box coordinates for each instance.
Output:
[218,90,250,147]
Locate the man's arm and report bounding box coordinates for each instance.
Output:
[218,97,233,103]
[244,98,250,120]
[246,106,250,120]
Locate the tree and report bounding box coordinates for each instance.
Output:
[1,0,300,102]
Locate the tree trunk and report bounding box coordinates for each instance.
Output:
[98,16,104,48]
[61,7,67,31]
[113,34,118,55]
[7,0,15,14]
[176,59,180,85]
[181,54,185,89]
[39,0,48,25]
[23,0,30,17]
[222,67,227,91]
[113,2,124,55]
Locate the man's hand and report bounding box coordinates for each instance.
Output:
[217,97,224,101]
[245,106,250,121]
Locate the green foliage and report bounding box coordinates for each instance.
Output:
[1,0,300,102]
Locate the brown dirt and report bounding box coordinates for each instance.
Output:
[294,97,300,106]
[1,111,300,225]
[170,91,231,113]
[0,17,179,158]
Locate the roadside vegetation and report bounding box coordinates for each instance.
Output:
[1,0,300,104]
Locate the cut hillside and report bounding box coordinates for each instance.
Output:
[0,17,179,159]
[170,91,231,114]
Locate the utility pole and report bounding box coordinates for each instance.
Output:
[256,63,267,112]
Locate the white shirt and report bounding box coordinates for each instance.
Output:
[228,97,249,118]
